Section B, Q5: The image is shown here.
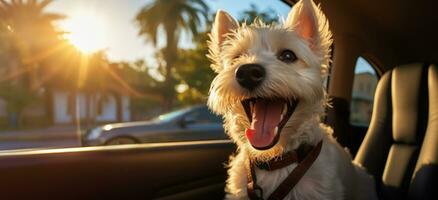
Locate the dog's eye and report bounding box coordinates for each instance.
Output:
[277,49,297,63]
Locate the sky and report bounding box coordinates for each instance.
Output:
[355,57,376,74]
[47,0,291,64]
[47,0,155,62]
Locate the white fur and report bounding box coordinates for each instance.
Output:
[207,0,378,199]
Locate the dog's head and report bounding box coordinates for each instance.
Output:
[207,0,332,160]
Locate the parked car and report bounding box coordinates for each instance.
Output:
[82,105,227,146]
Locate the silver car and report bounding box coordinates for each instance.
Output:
[82,105,227,146]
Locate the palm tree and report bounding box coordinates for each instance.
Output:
[0,0,64,127]
[240,4,277,24]
[0,0,64,43]
[135,0,209,110]
[0,0,65,88]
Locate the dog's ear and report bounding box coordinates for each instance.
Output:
[207,10,239,73]
[284,0,332,55]
[212,10,239,47]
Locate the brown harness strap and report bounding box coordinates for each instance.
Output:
[246,159,264,200]
[255,143,315,171]
[247,140,323,200]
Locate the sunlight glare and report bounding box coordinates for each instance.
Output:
[61,10,107,54]
[176,84,189,93]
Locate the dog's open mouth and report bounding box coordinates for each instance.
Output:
[241,98,298,150]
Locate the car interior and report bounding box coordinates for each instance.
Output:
[0,0,437,199]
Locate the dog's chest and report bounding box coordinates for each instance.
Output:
[255,164,298,198]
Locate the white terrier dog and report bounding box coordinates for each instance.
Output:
[207,0,378,199]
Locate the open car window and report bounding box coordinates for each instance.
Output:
[0,0,290,151]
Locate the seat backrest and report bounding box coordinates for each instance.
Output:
[355,64,438,200]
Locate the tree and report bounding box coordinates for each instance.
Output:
[174,30,214,104]
[135,0,209,110]
[0,0,65,87]
[0,0,65,127]
[240,4,278,24]
[0,83,41,127]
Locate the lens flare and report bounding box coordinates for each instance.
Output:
[61,10,107,54]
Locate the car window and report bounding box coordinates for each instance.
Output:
[186,107,222,124]
[350,57,378,126]
[154,107,191,122]
[0,0,290,150]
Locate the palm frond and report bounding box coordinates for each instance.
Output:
[37,0,52,10]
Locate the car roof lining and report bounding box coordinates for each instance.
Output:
[281,0,438,73]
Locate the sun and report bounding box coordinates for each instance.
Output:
[61,11,107,54]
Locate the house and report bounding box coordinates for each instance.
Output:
[47,62,136,124]
[52,90,130,124]
[0,90,131,126]
[0,61,136,127]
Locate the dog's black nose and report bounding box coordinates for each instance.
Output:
[235,63,265,90]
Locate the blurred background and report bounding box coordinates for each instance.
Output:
[0,0,375,151]
[0,0,290,150]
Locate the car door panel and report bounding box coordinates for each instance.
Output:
[0,140,234,199]
[185,123,226,140]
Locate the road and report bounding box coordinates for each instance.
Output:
[0,126,83,151]
[0,139,79,151]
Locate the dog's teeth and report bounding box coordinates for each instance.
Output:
[282,104,288,115]
[274,126,278,134]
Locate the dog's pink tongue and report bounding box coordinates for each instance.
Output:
[246,99,283,149]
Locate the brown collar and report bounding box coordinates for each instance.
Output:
[254,142,316,171]
[247,140,323,200]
